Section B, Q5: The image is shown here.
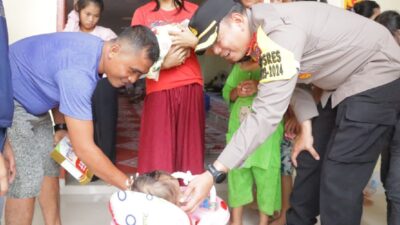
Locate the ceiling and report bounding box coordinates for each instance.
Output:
[67,0,203,34]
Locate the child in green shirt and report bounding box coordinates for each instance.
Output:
[222,64,284,225]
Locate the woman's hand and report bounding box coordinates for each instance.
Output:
[169,27,198,49]
[162,46,190,69]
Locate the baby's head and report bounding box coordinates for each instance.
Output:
[131,170,181,205]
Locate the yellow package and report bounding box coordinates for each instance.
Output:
[51,137,93,184]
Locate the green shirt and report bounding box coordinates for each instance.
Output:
[222,64,283,169]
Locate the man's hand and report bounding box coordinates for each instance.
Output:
[65,116,128,190]
[0,137,16,195]
[181,161,228,213]
[53,130,68,147]
[180,171,214,213]
[162,46,190,69]
[3,138,16,184]
[291,120,320,167]
[0,154,8,196]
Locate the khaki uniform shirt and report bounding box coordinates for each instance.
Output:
[218,2,400,169]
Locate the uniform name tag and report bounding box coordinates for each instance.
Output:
[256,27,299,83]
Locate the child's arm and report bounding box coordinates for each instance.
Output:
[283,106,300,140]
[229,86,240,102]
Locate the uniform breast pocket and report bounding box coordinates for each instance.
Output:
[328,101,397,163]
[298,64,322,82]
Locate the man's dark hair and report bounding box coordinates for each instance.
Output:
[353,0,380,18]
[375,10,400,36]
[221,2,247,25]
[118,25,160,64]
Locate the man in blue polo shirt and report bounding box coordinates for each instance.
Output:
[4,26,159,225]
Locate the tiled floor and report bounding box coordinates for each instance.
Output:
[114,92,228,175]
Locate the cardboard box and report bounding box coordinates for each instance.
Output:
[51,137,93,184]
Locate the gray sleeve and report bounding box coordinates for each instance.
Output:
[290,85,318,123]
[218,76,297,169]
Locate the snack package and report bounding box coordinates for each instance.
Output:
[51,136,93,184]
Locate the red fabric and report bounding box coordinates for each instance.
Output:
[131,1,203,95]
[137,84,205,174]
[246,32,260,62]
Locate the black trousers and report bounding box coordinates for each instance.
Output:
[381,119,400,225]
[91,78,118,164]
[287,78,400,225]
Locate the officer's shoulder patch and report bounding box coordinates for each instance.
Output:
[256,27,299,84]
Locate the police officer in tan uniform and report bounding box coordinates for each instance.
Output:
[180,0,400,225]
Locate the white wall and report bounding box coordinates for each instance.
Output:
[326,0,399,10]
[3,0,57,44]
[198,55,232,84]
[378,0,400,11]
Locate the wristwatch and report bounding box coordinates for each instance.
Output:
[53,123,68,132]
[206,163,227,184]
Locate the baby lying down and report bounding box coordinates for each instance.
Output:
[109,170,230,225]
